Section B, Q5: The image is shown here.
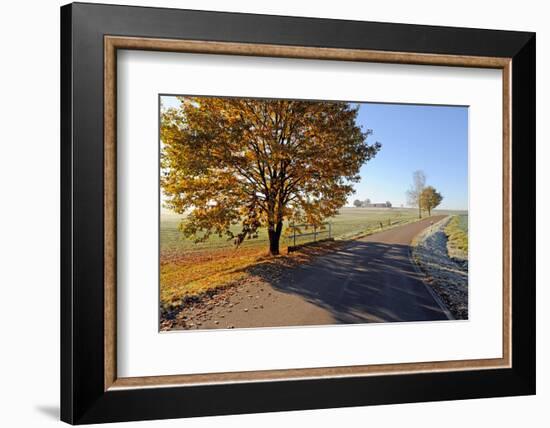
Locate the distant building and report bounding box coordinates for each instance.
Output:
[365,201,392,208]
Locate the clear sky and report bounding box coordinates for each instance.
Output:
[160,96,468,210]
[353,102,468,210]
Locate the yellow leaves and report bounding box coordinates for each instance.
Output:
[160,248,264,308]
[420,186,443,213]
[161,96,381,251]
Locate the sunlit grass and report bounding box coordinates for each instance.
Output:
[444,215,469,259]
[160,247,266,310]
[160,207,426,254]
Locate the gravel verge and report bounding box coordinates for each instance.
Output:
[412,217,468,320]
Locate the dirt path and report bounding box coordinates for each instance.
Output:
[166,216,451,331]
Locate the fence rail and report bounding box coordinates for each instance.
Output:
[287,222,332,247]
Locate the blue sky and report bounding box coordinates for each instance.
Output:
[354,103,468,210]
[161,96,468,210]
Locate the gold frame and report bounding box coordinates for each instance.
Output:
[104,36,512,391]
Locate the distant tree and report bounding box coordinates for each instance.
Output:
[420,186,443,216]
[364,198,371,207]
[161,97,381,255]
[406,170,426,218]
[353,199,363,208]
[386,201,392,208]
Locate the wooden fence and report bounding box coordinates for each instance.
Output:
[287,222,332,247]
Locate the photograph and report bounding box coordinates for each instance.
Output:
[159,95,469,331]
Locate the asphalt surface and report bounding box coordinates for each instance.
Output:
[184,216,451,330]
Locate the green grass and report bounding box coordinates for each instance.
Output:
[160,207,462,254]
[457,215,468,233]
[444,214,469,258]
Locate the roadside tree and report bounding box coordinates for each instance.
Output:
[406,170,426,218]
[161,97,381,255]
[420,186,443,216]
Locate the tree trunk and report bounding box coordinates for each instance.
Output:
[418,205,422,219]
[427,207,431,216]
[268,221,283,255]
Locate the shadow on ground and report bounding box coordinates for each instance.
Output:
[35,405,59,420]
[246,240,449,324]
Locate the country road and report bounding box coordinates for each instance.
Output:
[173,215,452,331]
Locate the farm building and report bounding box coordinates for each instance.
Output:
[365,202,392,208]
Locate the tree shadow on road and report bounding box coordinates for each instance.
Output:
[247,240,450,324]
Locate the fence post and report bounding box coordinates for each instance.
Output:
[329,222,332,239]
[293,223,296,247]
[313,225,317,241]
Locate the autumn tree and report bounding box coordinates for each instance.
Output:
[161,97,381,255]
[420,186,443,216]
[406,170,426,218]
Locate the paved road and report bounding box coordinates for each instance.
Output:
[187,216,451,330]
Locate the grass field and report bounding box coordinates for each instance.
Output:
[160,207,462,254]
[444,214,469,259]
[160,207,466,312]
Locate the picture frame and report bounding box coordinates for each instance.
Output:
[60,2,535,424]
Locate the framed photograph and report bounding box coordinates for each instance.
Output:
[61,2,535,424]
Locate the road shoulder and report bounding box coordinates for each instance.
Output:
[411,217,468,320]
